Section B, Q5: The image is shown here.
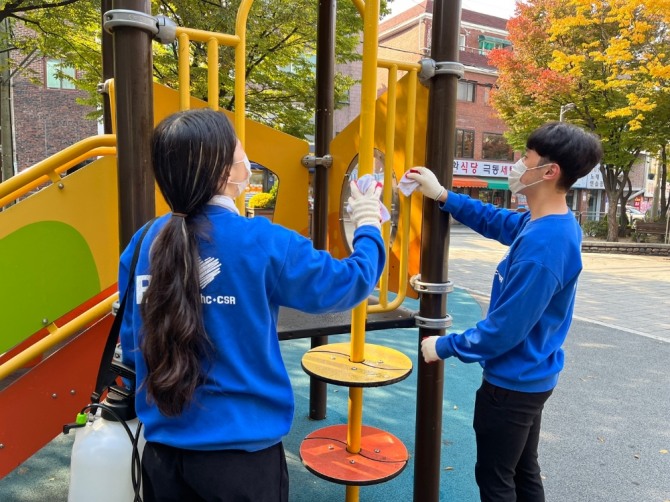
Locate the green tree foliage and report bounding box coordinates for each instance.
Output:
[6,0,389,139]
[488,0,670,241]
[3,0,106,118]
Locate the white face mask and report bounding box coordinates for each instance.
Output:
[508,158,551,195]
[227,156,252,197]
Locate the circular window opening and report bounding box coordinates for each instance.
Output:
[339,149,399,253]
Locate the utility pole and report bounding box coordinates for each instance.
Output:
[652,158,661,220]
[0,18,15,186]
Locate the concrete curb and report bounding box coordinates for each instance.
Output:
[582,240,670,256]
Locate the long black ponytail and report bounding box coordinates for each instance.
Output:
[140,108,237,416]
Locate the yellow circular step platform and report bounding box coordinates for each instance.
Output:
[300,424,408,486]
[301,342,412,387]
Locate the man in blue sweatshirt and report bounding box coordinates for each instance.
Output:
[405,122,602,502]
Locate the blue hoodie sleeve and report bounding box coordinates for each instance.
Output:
[435,259,559,362]
[271,225,385,313]
[118,233,140,383]
[442,191,529,246]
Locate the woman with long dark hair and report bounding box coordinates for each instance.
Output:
[119,108,385,501]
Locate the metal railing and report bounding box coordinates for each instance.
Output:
[0,294,117,382]
[0,135,118,381]
[173,1,251,143]
[369,59,421,313]
[0,135,116,208]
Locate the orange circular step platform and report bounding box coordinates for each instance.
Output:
[300,424,408,486]
[301,342,412,387]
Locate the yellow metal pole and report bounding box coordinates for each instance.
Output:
[404,70,417,167]
[178,32,191,111]
[234,0,253,144]
[345,485,360,502]
[377,65,398,309]
[349,0,379,361]
[346,3,379,501]
[234,0,253,213]
[347,386,363,452]
[357,2,379,179]
[207,38,219,110]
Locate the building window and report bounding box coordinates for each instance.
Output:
[457,80,476,102]
[455,129,475,158]
[46,59,75,89]
[478,35,511,55]
[482,132,514,161]
[483,86,491,105]
[458,33,466,51]
[337,89,350,105]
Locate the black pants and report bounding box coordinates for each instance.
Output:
[141,440,289,502]
[473,380,553,502]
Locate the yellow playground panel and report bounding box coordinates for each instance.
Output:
[0,4,434,493]
[328,71,429,300]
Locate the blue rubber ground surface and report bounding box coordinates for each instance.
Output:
[0,289,486,502]
[5,285,668,501]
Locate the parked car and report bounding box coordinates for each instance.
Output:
[625,206,646,228]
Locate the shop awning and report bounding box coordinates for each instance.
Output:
[478,177,509,190]
[452,176,488,188]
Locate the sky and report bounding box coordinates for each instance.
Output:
[388,0,518,20]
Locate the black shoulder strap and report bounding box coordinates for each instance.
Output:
[91,218,157,403]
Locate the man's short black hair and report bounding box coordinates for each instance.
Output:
[526,122,603,191]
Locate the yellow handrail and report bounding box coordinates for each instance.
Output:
[367,63,419,313]
[377,59,421,72]
[0,135,117,207]
[0,293,118,382]
[0,147,117,208]
[351,0,365,17]
[175,26,240,46]
[174,27,241,111]
[173,0,253,214]
[376,64,398,308]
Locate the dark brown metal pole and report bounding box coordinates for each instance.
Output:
[309,0,336,420]
[101,0,114,134]
[413,0,461,500]
[109,0,155,250]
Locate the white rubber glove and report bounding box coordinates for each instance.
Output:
[421,336,441,363]
[404,167,446,201]
[347,180,382,230]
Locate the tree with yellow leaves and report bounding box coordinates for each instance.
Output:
[489,0,670,241]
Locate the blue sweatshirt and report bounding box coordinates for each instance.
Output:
[436,192,582,392]
[119,204,385,451]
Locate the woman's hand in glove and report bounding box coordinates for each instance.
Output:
[347,180,383,230]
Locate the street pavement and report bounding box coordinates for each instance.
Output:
[1,226,669,501]
[447,225,670,342]
[447,225,670,502]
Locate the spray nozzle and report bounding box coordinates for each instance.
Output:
[63,413,89,434]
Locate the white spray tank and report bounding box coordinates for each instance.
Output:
[67,386,146,502]
[66,338,146,502]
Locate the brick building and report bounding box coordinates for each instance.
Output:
[334,2,652,219]
[335,1,520,208]
[8,23,98,174]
